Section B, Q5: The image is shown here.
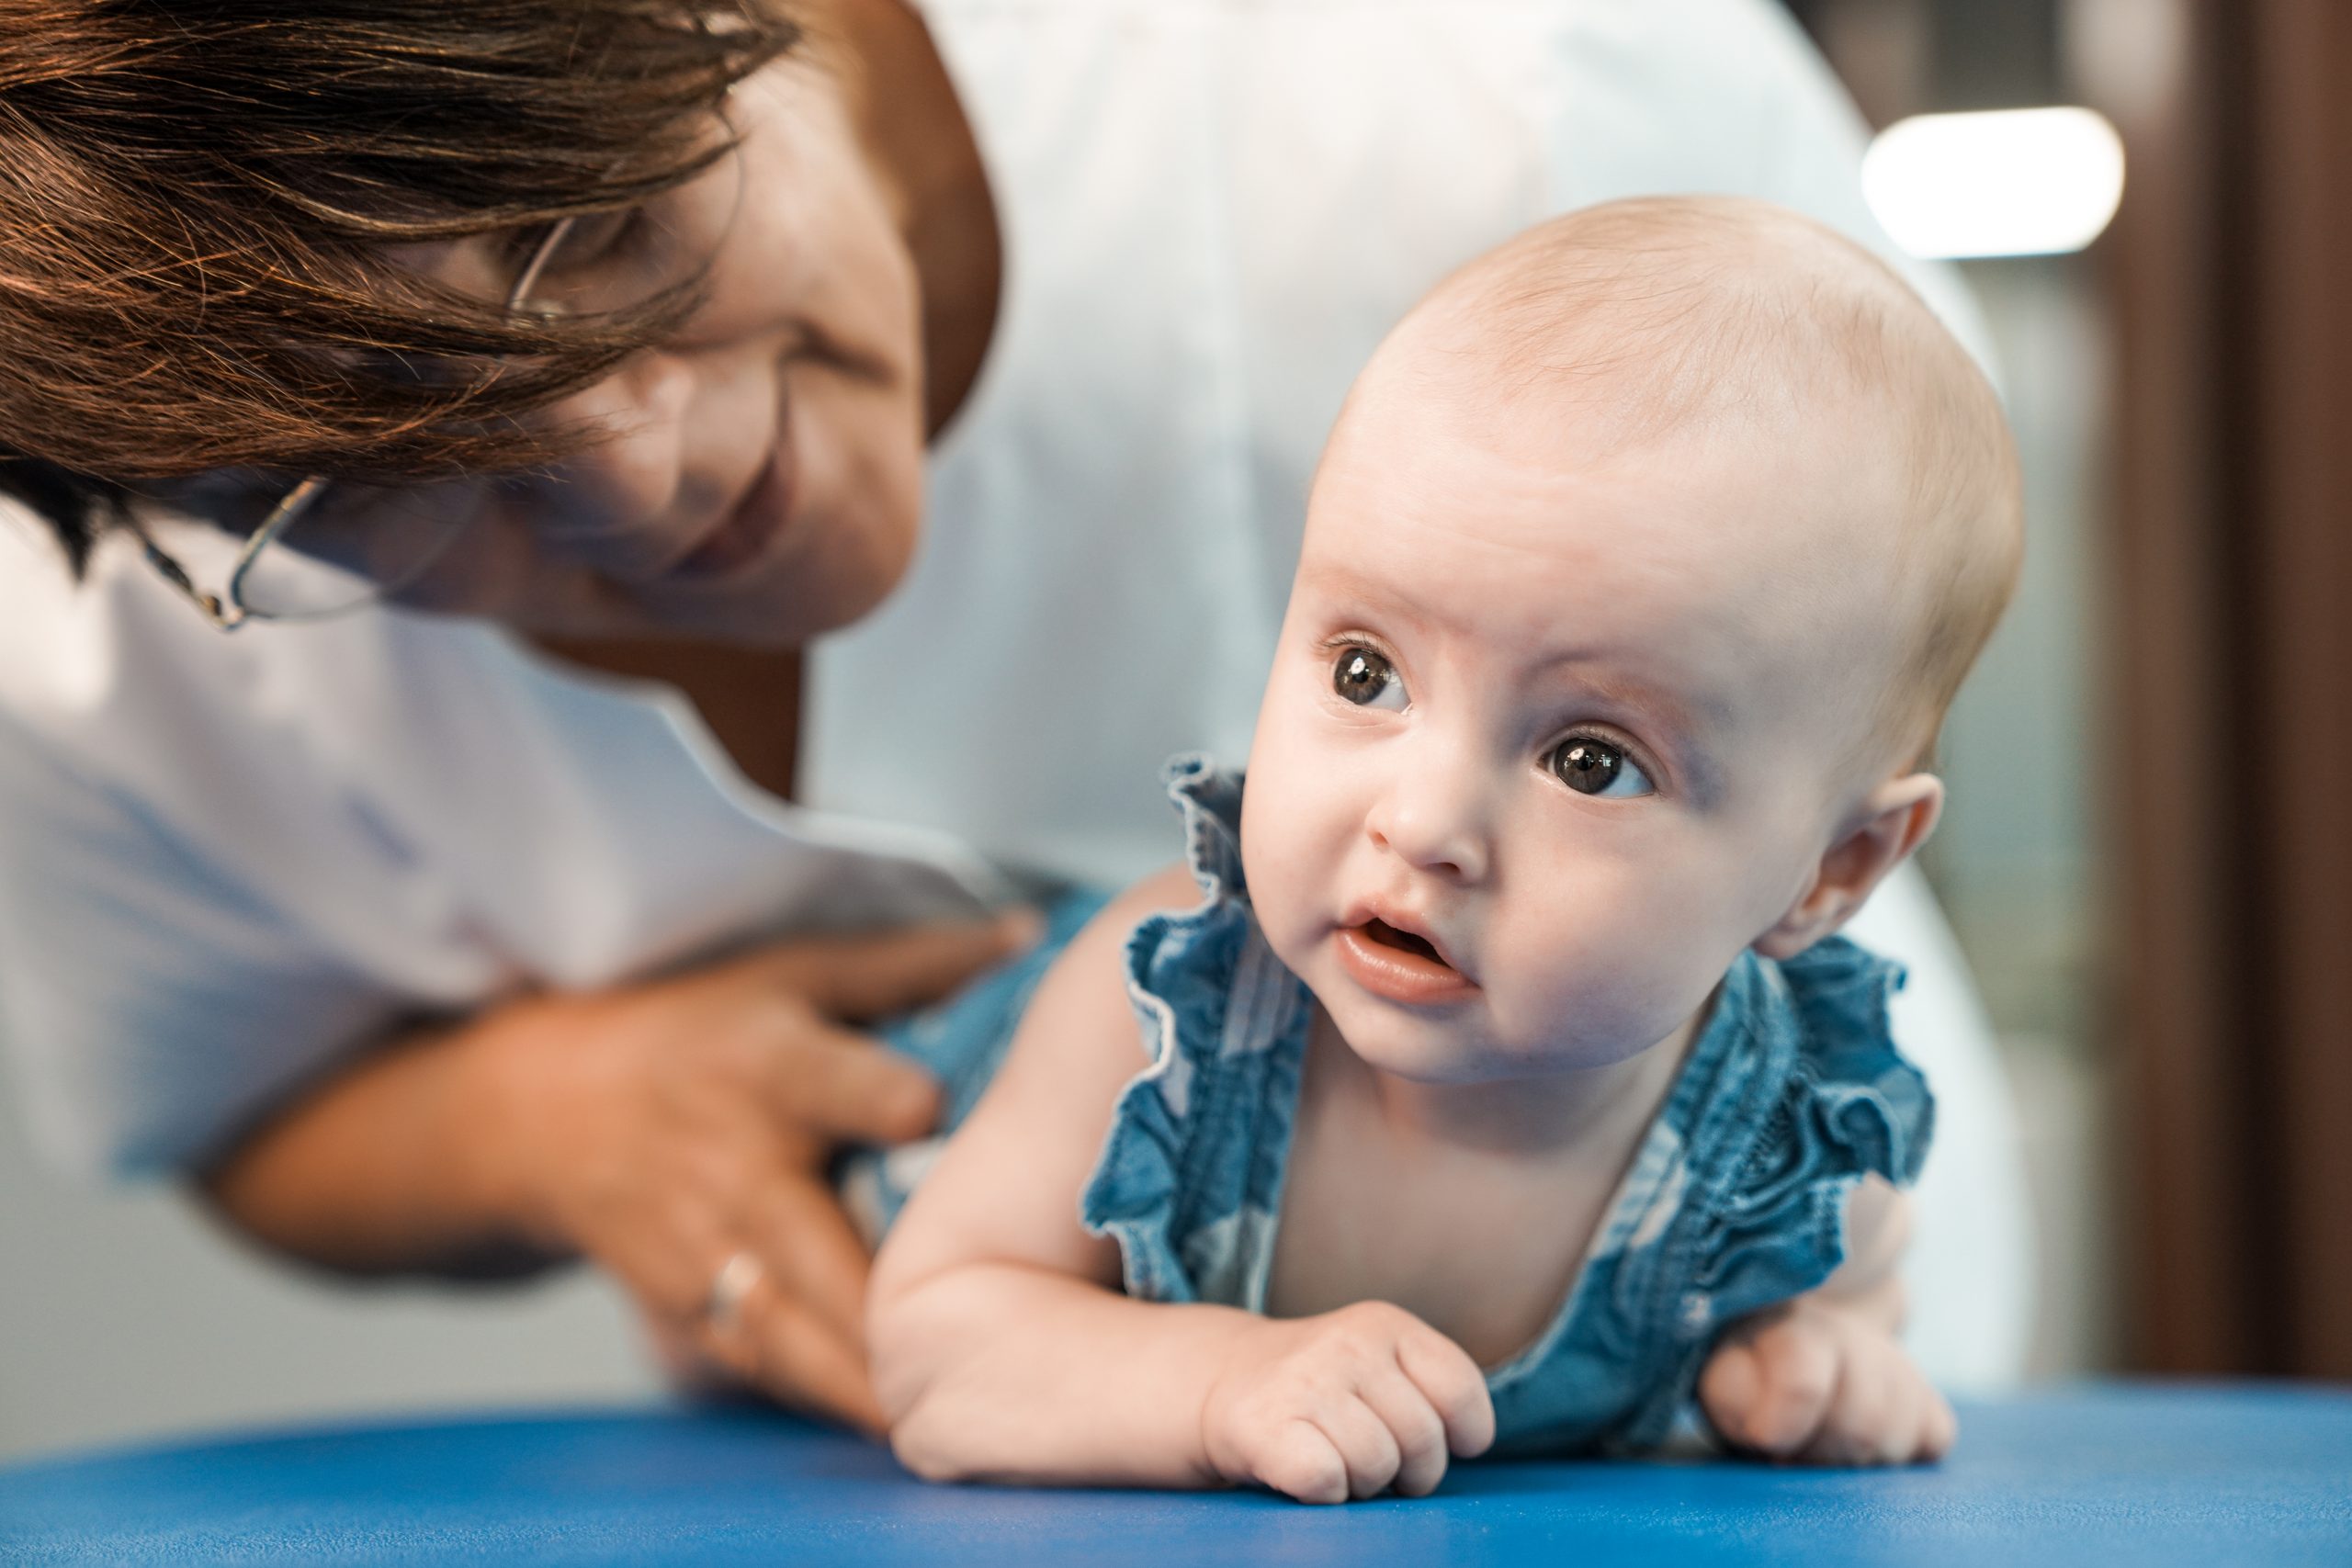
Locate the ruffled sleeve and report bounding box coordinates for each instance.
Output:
[1681,936,1933,1337]
[1576,936,1934,1452]
[1078,756,1313,1307]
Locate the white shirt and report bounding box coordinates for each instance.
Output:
[0,0,2030,1386]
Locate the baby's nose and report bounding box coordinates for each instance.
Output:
[1365,775,1492,884]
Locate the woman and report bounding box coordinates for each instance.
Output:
[0,0,2030,1431]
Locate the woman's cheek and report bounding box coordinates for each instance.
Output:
[776,390,922,634]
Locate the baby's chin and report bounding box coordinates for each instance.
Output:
[1310,983,1671,1087]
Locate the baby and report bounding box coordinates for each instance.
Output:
[856,196,2021,1502]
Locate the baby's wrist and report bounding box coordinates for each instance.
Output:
[1191,1311,1286,1483]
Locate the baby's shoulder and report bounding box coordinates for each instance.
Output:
[1113,861,1206,925]
[1002,861,1213,1081]
[1050,861,1204,997]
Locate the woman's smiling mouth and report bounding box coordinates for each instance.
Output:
[670,445,798,582]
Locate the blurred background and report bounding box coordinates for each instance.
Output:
[4,0,2346,1461]
[1794,0,2137,1385]
[1784,0,2352,1388]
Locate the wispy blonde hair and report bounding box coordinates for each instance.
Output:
[1413,196,2023,773]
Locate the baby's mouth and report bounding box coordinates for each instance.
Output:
[1334,916,1478,1005]
[1361,918,1449,968]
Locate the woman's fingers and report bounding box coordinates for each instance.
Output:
[636,1166,883,1429]
[747,1166,877,1348]
[699,1268,888,1435]
[757,1019,943,1145]
[592,1166,741,1327]
[524,917,1047,1428]
[726,917,1044,1145]
[746,912,1040,1022]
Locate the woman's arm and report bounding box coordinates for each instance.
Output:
[202,916,1033,1431]
[869,867,1492,1501]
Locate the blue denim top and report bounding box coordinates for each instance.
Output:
[1078,757,1934,1455]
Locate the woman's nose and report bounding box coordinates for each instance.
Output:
[519,346,775,576]
[1363,755,1492,884]
[531,352,691,548]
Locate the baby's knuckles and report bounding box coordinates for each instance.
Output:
[1252,1421,1354,1506]
[1836,1341,1955,1467]
[1203,1302,1456,1502]
[1701,1302,1953,1465]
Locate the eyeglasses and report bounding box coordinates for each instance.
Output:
[127,215,580,631]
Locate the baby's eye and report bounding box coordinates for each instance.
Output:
[1331,646,1408,710]
[1547,736,1654,798]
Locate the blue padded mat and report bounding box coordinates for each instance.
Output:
[2,1384,2346,1565]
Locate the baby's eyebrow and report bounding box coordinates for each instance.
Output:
[1299,560,1432,636]
[1550,665,1703,733]
[1528,658,1729,799]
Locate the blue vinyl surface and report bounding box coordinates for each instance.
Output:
[2,1384,2347,1566]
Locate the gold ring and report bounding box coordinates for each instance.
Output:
[705,1251,763,1341]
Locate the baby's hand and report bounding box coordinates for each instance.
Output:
[1200,1302,1497,1503]
[1698,1296,1956,1466]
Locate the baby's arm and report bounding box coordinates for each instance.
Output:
[1696,1177,1956,1465]
[868,866,1494,1503]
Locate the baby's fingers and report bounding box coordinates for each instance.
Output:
[1799,1340,1889,1466]
[1254,1418,1351,1506]
[1310,1397,1406,1502]
[1395,1324,1497,1461]
[1805,1344,1957,1467]
[1919,1383,1960,1461]
[1701,1310,1839,1458]
[1356,1364,1455,1497]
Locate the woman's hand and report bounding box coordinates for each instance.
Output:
[205,911,1035,1435]
[474,914,1037,1431]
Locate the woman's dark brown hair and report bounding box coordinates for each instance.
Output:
[0,1,798,570]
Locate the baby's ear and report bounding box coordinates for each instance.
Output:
[1753,773,1944,961]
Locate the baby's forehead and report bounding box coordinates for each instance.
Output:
[1334,326,1907,586]
[1303,400,1911,739]
[1409,202,1985,479]
[1385,264,1888,469]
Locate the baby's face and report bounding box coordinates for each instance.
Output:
[1241,358,1907,1082]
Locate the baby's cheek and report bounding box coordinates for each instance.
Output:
[1504,868,1741,1060]
[1238,790,1336,956]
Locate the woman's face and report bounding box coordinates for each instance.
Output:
[295,59,929,646]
